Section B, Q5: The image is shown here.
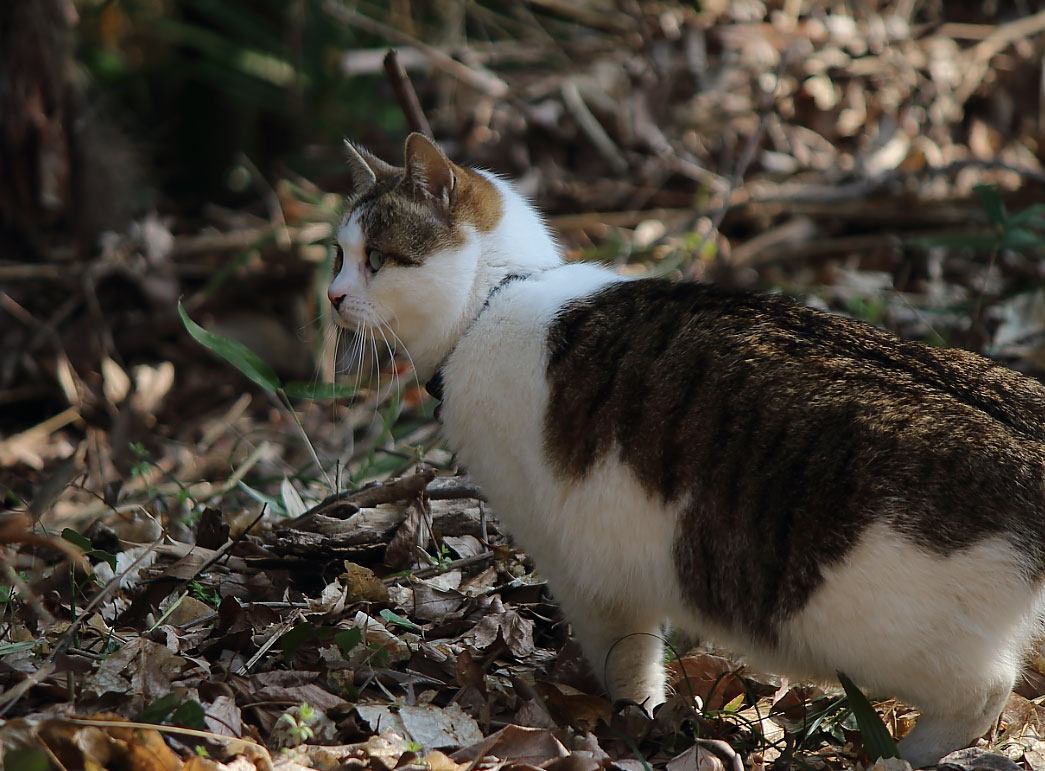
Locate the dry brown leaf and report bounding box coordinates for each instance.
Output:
[536,683,612,732]
[424,749,468,771]
[667,653,747,711]
[341,562,391,603]
[355,703,483,750]
[471,596,535,658]
[452,724,569,765]
[667,744,726,771]
[455,650,486,694]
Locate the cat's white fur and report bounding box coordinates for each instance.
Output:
[331,173,559,381]
[332,151,1041,767]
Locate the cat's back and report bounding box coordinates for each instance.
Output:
[544,279,1045,456]
[444,274,1045,633]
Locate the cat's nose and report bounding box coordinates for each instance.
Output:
[327,288,346,309]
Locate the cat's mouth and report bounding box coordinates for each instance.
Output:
[329,296,376,330]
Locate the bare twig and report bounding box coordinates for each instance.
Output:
[322,2,509,97]
[561,78,628,174]
[383,49,433,138]
[955,10,1045,108]
[383,550,495,586]
[685,48,796,280]
[236,608,307,675]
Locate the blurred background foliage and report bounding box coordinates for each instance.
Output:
[75,0,407,207]
[5,0,1045,497]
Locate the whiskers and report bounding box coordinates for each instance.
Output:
[329,308,423,426]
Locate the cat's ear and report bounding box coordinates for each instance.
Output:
[343,140,397,193]
[402,133,455,222]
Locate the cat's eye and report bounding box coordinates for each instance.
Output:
[367,248,385,273]
[333,244,344,273]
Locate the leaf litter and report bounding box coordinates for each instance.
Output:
[6,0,1045,769]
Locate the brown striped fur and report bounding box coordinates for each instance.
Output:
[544,280,1045,638]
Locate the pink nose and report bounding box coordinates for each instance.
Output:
[327,287,346,309]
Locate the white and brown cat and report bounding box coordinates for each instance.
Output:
[328,133,1045,767]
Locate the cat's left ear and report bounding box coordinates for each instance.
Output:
[344,140,397,193]
[402,133,455,222]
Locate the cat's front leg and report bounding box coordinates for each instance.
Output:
[557,594,667,709]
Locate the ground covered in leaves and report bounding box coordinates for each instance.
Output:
[5,0,1045,769]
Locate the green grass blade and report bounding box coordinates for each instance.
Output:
[837,671,900,760]
[178,301,280,393]
[1001,227,1045,250]
[1006,203,1045,228]
[974,184,1006,227]
[282,381,358,400]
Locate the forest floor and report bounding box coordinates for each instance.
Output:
[5,2,1045,770]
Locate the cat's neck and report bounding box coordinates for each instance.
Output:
[413,172,563,379]
[467,171,561,302]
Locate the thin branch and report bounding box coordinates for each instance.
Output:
[322,2,508,97]
[383,49,433,138]
[685,47,796,280]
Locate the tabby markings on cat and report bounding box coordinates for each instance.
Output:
[328,133,1045,768]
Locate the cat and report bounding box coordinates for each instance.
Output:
[327,133,1045,768]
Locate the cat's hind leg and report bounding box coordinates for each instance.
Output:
[559,595,667,709]
[896,664,1015,768]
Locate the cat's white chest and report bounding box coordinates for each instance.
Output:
[439,265,682,608]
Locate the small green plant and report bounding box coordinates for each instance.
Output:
[188,581,221,606]
[129,441,152,478]
[61,529,117,571]
[838,671,900,761]
[179,302,357,491]
[127,441,202,515]
[280,622,364,662]
[845,295,885,326]
[139,693,208,730]
[913,184,1045,253]
[379,608,419,631]
[279,703,317,745]
[421,541,453,568]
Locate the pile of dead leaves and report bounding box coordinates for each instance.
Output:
[6,467,1045,771]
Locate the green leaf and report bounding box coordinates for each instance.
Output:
[379,609,419,631]
[139,693,181,724]
[336,627,363,658]
[1001,227,1045,250]
[62,528,92,551]
[282,381,358,400]
[280,622,315,659]
[974,184,1006,226]
[171,699,208,730]
[837,671,900,761]
[0,641,36,656]
[721,692,746,713]
[3,748,50,771]
[1006,203,1045,228]
[87,549,118,571]
[178,301,280,392]
[237,481,287,516]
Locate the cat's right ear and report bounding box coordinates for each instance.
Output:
[402,133,455,223]
[343,140,397,194]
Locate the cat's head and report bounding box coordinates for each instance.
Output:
[328,133,515,378]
